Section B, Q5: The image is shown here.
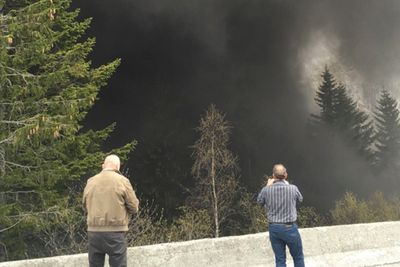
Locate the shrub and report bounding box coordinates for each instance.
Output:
[297,206,324,228]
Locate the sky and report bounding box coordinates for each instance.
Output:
[74,0,400,210]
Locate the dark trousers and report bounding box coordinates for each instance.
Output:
[268,223,305,267]
[88,231,127,267]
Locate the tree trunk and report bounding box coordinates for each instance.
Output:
[211,139,219,237]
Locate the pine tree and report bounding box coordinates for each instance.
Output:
[333,84,356,129]
[312,68,374,160]
[374,90,400,171]
[0,0,135,260]
[334,84,374,159]
[314,67,337,124]
[191,104,240,238]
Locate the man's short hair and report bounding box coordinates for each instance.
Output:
[272,164,286,180]
[103,155,120,170]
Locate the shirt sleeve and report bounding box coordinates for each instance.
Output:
[257,187,267,205]
[82,182,88,212]
[295,186,303,203]
[123,178,140,214]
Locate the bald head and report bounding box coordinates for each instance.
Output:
[102,154,121,171]
[272,164,287,180]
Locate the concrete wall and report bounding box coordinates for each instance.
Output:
[1,221,400,267]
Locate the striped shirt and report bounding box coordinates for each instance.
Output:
[257,180,303,223]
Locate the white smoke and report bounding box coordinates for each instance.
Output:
[298,30,377,114]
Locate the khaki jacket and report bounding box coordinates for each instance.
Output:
[83,170,139,232]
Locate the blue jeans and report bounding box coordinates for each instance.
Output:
[268,223,305,267]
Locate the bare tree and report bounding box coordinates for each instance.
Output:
[38,208,88,257]
[191,104,240,237]
[126,200,167,246]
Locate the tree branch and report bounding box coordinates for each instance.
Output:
[0,218,23,233]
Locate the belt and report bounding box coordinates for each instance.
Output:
[269,222,295,225]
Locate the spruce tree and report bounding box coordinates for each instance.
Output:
[312,68,374,160]
[374,90,400,171]
[314,67,337,124]
[334,84,374,159]
[0,0,135,260]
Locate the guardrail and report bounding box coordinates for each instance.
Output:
[1,221,399,267]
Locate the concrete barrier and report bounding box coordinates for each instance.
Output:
[1,221,400,267]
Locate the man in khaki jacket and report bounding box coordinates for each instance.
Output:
[83,155,139,267]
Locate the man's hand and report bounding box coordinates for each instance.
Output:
[267,178,275,186]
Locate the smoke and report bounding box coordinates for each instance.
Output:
[299,0,400,110]
[79,0,400,113]
[76,0,400,209]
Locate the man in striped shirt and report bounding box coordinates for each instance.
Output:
[257,164,304,267]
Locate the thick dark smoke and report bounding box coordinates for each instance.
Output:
[317,1,400,85]
[75,0,400,211]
